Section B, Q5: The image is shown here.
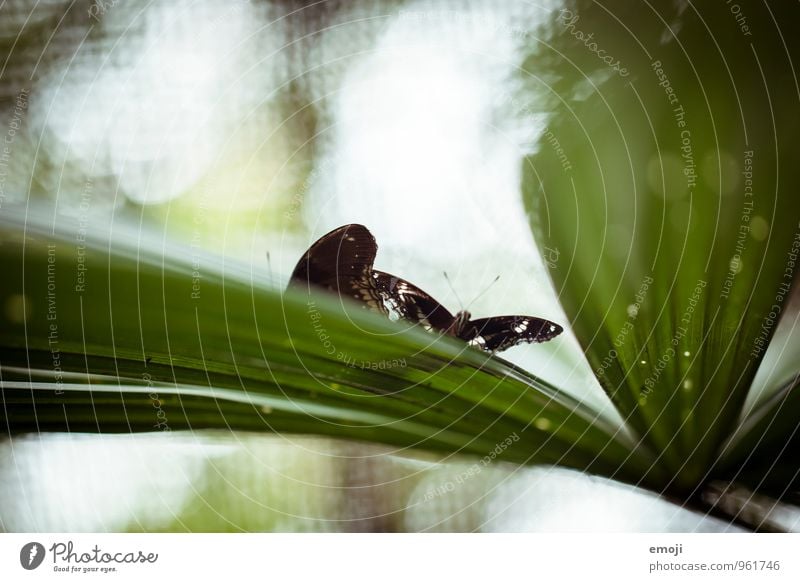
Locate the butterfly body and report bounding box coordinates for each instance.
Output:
[448,310,473,338]
[289,224,563,352]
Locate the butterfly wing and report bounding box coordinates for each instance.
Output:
[288,225,561,353]
[372,270,456,332]
[460,316,563,353]
[289,224,385,311]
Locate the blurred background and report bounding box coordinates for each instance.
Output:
[1,0,797,531]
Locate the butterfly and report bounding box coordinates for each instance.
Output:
[288,224,563,352]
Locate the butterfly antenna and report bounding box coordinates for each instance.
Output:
[465,275,501,311]
[442,271,465,311]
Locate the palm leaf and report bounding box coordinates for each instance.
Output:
[0,211,653,487]
[521,0,800,495]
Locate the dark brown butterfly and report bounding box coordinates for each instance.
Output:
[288,224,563,352]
